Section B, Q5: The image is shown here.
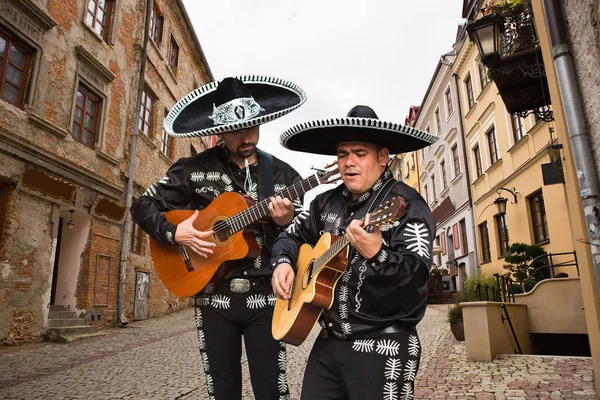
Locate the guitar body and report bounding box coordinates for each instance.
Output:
[272,232,348,346]
[149,192,260,297]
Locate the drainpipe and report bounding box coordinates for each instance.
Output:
[118,0,153,326]
[541,0,600,294]
[452,71,480,277]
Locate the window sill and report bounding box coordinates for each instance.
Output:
[450,172,463,184]
[150,38,164,60]
[480,259,491,265]
[484,159,503,174]
[476,81,492,101]
[464,102,477,119]
[167,66,178,84]
[507,133,529,153]
[440,187,449,197]
[472,173,485,184]
[158,151,173,164]
[96,149,119,166]
[535,239,550,246]
[138,131,157,149]
[83,23,108,45]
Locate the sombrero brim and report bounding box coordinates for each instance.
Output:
[280,117,438,155]
[164,75,307,138]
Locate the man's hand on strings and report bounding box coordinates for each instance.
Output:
[345,219,382,260]
[272,263,295,299]
[268,195,295,226]
[174,210,216,257]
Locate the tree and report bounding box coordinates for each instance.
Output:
[503,242,548,291]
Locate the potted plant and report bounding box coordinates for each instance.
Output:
[504,242,548,292]
[447,302,464,341]
[490,0,528,17]
[439,267,449,275]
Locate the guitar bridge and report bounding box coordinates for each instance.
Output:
[178,246,194,272]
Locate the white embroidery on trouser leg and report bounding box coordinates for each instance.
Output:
[194,307,216,398]
[277,342,290,399]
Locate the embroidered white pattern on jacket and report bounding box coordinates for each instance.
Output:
[191,172,205,182]
[383,382,399,400]
[372,179,384,192]
[196,295,210,306]
[225,185,234,192]
[400,382,414,400]
[206,171,221,181]
[385,358,402,380]
[357,191,371,203]
[196,186,221,197]
[320,212,339,225]
[194,308,203,328]
[408,335,420,357]
[210,294,231,309]
[286,210,309,234]
[380,221,400,232]
[376,339,400,356]
[197,330,206,350]
[274,184,286,192]
[254,255,262,269]
[165,231,174,244]
[339,303,349,319]
[203,283,215,295]
[194,307,215,398]
[403,223,431,258]
[352,339,375,352]
[341,322,352,335]
[267,293,276,306]
[221,174,232,185]
[339,285,349,302]
[354,260,368,312]
[246,294,267,309]
[377,250,389,263]
[341,265,353,283]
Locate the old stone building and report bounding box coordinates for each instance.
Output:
[0,0,212,344]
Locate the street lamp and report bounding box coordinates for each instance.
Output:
[466,15,505,64]
[494,187,519,215]
[67,210,75,229]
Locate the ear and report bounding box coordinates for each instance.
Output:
[379,147,390,166]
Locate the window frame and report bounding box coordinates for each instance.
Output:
[139,88,154,137]
[529,190,549,244]
[0,28,34,108]
[149,2,164,46]
[511,113,526,142]
[445,88,453,117]
[72,84,100,148]
[130,221,143,254]
[459,218,469,255]
[487,127,499,165]
[85,0,114,40]
[168,34,179,75]
[434,108,441,133]
[451,145,460,176]
[440,159,447,189]
[495,213,510,257]
[473,144,483,178]
[160,110,173,158]
[479,221,491,263]
[430,173,436,199]
[465,73,474,109]
[479,59,490,90]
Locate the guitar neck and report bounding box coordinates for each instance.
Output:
[225,173,322,233]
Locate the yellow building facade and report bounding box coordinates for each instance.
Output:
[453,19,575,278]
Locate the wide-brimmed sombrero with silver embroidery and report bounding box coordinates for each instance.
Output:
[164,75,306,138]
[280,105,438,155]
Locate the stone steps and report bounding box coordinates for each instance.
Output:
[46,305,102,342]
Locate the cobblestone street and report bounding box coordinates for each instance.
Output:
[0,304,595,399]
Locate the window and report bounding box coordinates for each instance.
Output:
[130,222,142,254]
[160,111,173,157]
[440,160,447,189]
[85,0,113,39]
[473,145,483,178]
[445,88,453,116]
[411,153,416,169]
[479,222,491,262]
[72,85,99,148]
[139,89,154,136]
[451,145,460,176]
[434,108,441,132]
[453,223,460,250]
[441,231,447,255]
[0,29,33,107]
[487,127,499,164]
[534,106,550,124]
[465,74,474,109]
[423,184,429,203]
[168,35,179,74]
[459,219,468,254]
[150,3,164,45]
[479,60,490,89]
[430,174,436,200]
[529,190,549,243]
[0,183,10,245]
[511,113,526,142]
[435,235,442,266]
[495,214,510,256]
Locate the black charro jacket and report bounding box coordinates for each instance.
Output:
[270,168,435,337]
[131,144,303,282]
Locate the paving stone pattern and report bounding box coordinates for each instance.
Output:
[0,304,595,399]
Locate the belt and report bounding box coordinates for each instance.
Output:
[226,276,271,294]
[325,323,416,340]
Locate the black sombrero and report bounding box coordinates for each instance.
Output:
[164,75,307,138]
[280,105,438,155]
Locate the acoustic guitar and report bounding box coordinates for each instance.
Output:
[271,197,406,346]
[149,164,340,297]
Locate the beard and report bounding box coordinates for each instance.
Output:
[236,144,257,159]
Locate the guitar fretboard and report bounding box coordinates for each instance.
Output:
[214,173,322,236]
[311,236,351,277]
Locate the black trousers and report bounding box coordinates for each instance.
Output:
[194,285,289,400]
[301,330,421,400]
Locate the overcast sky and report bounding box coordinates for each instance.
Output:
[182,0,465,203]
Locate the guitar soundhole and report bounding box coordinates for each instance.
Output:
[302,260,314,290]
[213,230,230,244]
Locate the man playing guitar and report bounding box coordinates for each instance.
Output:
[271,105,438,400]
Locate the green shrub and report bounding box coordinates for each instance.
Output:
[461,274,498,302]
[447,303,463,323]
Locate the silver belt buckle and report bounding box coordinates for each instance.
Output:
[230,278,251,293]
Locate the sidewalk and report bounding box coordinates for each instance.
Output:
[0,304,596,399]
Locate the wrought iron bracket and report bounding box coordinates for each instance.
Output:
[514,108,554,122]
